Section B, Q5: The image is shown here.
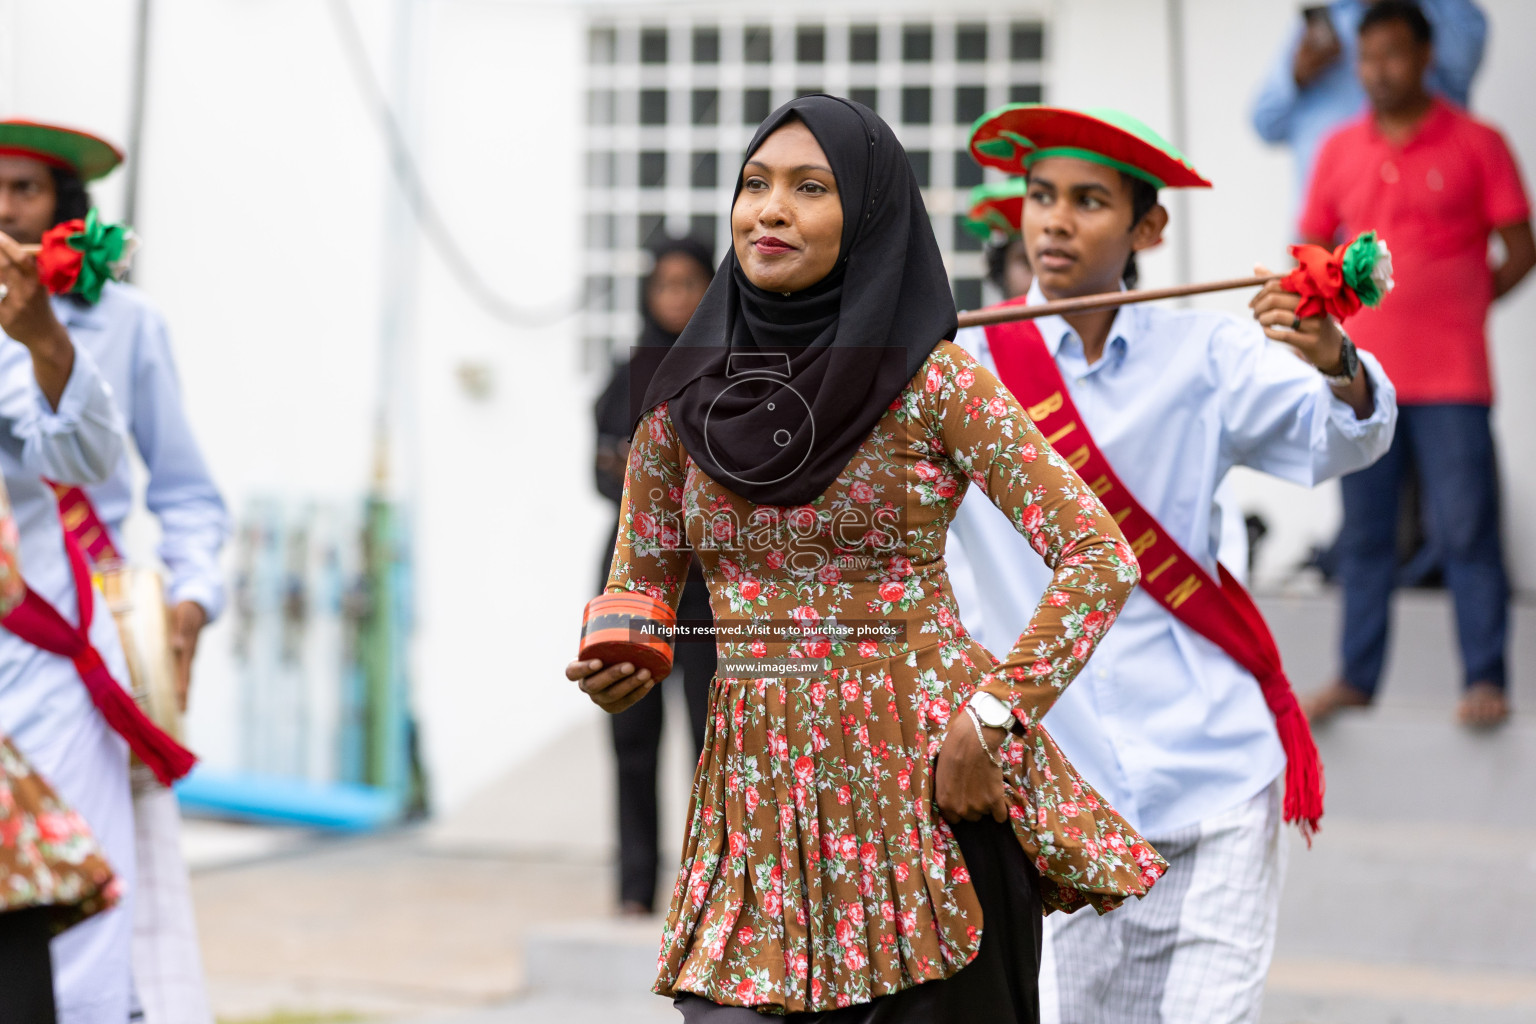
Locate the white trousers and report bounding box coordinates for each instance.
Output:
[130,783,213,1024]
[1041,778,1288,1024]
[30,709,135,1024]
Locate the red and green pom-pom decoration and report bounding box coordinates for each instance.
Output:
[35,209,136,305]
[1281,231,1394,323]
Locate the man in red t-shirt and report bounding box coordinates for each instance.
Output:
[1299,0,1534,727]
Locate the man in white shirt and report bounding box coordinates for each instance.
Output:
[948,104,1397,1023]
[0,120,226,1024]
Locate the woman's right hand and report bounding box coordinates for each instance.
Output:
[566,658,656,714]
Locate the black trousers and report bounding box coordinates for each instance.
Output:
[0,906,58,1023]
[612,605,715,911]
[675,817,1042,1023]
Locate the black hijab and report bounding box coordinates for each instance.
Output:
[637,95,957,507]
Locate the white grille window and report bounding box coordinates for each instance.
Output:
[582,8,1049,365]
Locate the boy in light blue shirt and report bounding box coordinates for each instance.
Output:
[948,104,1397,1023]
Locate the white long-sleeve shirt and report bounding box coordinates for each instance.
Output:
[0,340,130,745]
[53,284,229,620]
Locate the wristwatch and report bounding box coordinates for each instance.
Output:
[1319,329,1360,386]
[967,691,1014,730]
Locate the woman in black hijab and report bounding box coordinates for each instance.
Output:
[571,97,1157,1022]
[593,236,717,916]
[639,97,957,505]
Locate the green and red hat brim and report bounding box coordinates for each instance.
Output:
[964,178,1028,239]
[0,120,124,183]
[968,104,1211,190]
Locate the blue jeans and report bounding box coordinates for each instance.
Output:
[1337,404,1508,697]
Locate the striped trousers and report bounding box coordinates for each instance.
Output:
[129,785,213,1024]
[1040,778,1287,1024]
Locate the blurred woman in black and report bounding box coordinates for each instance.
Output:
[592,236,717,915]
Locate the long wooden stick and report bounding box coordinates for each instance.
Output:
[956,274,1279,328]
[4,251,1275,306]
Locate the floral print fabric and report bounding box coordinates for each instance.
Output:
[0,734,120,932]
[605,341,1166,1014]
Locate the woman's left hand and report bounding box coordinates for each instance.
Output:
[566,657,656,714]
[935,714,1010,824]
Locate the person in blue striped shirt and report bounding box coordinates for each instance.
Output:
[1250,0,1487,203]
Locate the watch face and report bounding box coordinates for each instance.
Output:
[971,693,1012,728]
[1323,336,1359,384]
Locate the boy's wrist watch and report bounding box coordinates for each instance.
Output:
[1320,329,1360,386]
[968,691,1014,730]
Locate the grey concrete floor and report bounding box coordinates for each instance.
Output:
[198,591,1536,1023]
[195,834,613,1021]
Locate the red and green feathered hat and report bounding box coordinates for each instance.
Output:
[964,179,1028,240]
[0,120,124,182]
[968,104,1211,190]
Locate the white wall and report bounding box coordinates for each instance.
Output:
[0,0,598,810]
[0,0,134,217]
[405,0,596,812]
[1478,0,1536,596]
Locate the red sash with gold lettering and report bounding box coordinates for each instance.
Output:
[50,482,121,564]
[984,305,1323,837]
[0,482,195,786]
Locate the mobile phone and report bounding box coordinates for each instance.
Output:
[1302,6,1340,50]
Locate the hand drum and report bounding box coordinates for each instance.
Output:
[579,592,675,680]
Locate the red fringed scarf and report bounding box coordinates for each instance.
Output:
[0,528,195,786]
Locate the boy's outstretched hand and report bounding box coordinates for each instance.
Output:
[1250,263,1374,419]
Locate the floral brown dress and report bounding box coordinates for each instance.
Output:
[605,341,1166,1014]
[0,734,120,932]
